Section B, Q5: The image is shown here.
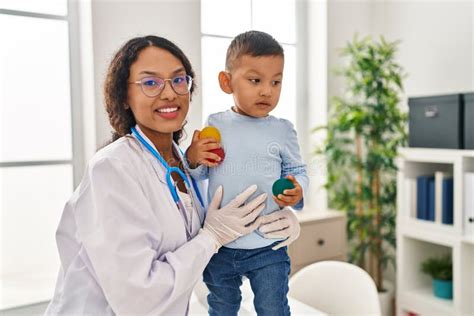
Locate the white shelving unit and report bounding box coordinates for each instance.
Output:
[396,148,474,316]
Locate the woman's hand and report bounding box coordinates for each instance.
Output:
[202,185,267,247]
[258,208,301,250]
[186,130,222,168]
[272,175,303,207]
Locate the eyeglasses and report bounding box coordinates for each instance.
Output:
[129,75,192,97]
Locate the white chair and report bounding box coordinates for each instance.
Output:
[288,261,381,316]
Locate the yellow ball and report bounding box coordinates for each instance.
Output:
[200,126,221,142]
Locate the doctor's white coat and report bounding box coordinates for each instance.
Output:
[45,132,216,315]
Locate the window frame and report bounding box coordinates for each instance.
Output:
[0,3,84,185]
[0,0,84,309]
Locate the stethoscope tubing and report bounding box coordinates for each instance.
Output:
[131,126,205,240]
[131,126,204,207]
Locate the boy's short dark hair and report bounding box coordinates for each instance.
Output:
[225,30,284,71]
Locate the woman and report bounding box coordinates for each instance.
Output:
[45,35,300,315]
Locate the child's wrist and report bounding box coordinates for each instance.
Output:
[185,150,199,169]
[187,156,200,169]
[188,161,200,169]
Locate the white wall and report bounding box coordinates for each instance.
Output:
[328,0,473,101]
[373,0,473,99]
[327,0,373,99]
[90,0,202,150]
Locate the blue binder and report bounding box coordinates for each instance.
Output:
[417,175,434,220]
[442,178,454,224]
[427,178,435,221]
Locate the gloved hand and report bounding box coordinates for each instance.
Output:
[202,184,267,247]
[258,207,301,250]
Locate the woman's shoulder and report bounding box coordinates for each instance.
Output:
[72,136,151,203]
[88,136,144,172]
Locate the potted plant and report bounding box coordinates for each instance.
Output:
[421,254,453,299]
[314,35,407,315]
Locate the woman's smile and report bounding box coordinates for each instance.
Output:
[154,105,181,119]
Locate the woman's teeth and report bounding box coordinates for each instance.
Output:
[156,107,178,113]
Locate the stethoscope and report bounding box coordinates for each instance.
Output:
[131,126,205,240]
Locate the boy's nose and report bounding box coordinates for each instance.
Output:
[259,85,272,97]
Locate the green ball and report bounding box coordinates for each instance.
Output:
[272,178,295,197]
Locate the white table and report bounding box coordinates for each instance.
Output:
[189,278,327,316]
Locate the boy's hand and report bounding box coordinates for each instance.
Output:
[186,130,222,168]
[272,175,303,207]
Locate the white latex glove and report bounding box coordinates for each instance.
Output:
[202,185,267,247]
[258,208,301,250]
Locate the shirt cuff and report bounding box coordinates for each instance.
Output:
[197,229,220,254]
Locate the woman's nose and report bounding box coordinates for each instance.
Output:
[160,80,177,100]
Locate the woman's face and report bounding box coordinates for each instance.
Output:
[127,46,190,137]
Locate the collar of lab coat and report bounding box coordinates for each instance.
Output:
[129,125,196,194]
[131,124,190,173]
[130,125,168,185]
[130,125,206,224]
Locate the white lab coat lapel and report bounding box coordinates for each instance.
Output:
[130,125,168,186]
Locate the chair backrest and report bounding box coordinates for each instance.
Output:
[288,261,381,316]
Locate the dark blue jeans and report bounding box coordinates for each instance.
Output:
[203,243,291,316]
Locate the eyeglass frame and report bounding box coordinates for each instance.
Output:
[128,75,193,97]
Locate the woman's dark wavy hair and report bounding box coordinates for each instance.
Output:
[104,35,196,143]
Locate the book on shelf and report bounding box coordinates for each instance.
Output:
[417,175,434,221]
[435,172,453,225]
[465,173,474,235]
[415,174,454,224]
[441,177,454,224]
[427,177,435,221]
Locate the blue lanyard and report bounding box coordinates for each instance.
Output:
[131,127,204,208]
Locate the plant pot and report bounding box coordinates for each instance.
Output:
[432,279,453,299]
[378,279,394,316]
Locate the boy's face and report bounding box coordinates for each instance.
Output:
[223,54,284,118]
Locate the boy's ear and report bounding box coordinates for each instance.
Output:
[218,71,233,94]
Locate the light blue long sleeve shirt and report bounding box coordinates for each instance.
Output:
[188,109,309,249]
